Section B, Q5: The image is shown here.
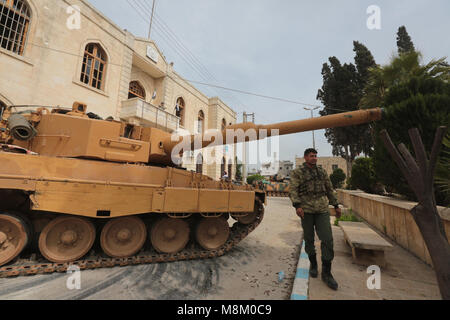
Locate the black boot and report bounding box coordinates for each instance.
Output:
[322,261,338,290]
[309,255,318,278]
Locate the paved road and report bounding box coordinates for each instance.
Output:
[0,197,302,300]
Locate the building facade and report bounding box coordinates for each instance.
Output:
[277,160,294,180]
[0,0,236,180]
[295,156,348,177]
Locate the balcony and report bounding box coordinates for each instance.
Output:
[120,98,180,133]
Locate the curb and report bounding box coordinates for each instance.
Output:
[290,239,310,300]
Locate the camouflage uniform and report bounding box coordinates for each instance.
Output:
[289,163,339,263]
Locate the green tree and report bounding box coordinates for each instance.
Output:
[353,41,377,93]
[360,51,450,109]
[246,174,264,185]
[235,158,243,182]
[397,26,415,55]
[348,158,377,193]
[317,41,377,175]
[372,77,450,205]
[434,134,450,206]
[330,168,346,189]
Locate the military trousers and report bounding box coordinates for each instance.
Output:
[301,212,334,263]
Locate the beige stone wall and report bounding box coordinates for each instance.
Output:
[0,0,237,180]
[296,156,348,177]
[133,39,167,75]
[0,0,130,118]
[337,189,450,267]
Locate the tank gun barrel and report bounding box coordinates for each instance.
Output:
[162,108,383,155]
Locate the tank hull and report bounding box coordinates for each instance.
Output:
[0,151,265,275]
[0,152,260,217]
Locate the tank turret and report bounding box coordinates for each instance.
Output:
[1,103,383,166]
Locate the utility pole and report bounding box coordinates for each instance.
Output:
[148,0,156,39]
[304,107,320,150]
[242,112,255,184]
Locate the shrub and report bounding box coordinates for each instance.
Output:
[348,157,377,193]
[334,208,361,226]
[330,168,346,189]
[247,174,265,185]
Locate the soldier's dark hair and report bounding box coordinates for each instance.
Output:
[304,148,318,157]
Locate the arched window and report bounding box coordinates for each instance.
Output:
[128,81,146,100]
[228,162,233,180]
[0,0,31,55]
[221,157,226,179]
[0,100,6,116]
[221,118,227,131]
[197,110,204,134]
[175,97,185,126]
[196,153,203,174]
[80,43,107,90]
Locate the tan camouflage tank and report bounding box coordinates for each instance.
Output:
[0,102,382,277]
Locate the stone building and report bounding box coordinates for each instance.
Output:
[0,0,236,180]
[260,158,293,180]
[295,156,348,177]
[277,160,294,180]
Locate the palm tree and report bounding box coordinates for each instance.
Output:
[435,134,450,206]
[359,51,450,109]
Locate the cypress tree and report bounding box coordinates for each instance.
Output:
[317,42,377,174]
[397,26,415,55]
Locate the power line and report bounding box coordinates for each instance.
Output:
[184,79,322,108]
[135,0,247,112]
[138,4,355,116]
[137,0,270,121]
[129,0,218,98]
[25,41,353,115]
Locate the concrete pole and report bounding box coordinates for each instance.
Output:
[304,107,320,150]
[242,113,247,183]
[242,112,255,184]
[148,0,156,39]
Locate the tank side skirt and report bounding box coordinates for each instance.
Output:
[0,175,256,217]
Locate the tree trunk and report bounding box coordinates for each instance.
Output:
[345,145,352,178]
[381,127,450,300]
[412,203,450,299]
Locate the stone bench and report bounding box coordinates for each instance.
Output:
[339,221,393,268]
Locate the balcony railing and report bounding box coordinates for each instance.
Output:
[120,98,180,132]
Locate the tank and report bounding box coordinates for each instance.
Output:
[259,180,289,197]
[0,102,382,277]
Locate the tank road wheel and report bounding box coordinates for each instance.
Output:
[195,217,230,251]
[150,218,190,254]
[100,216,147,258]
[38,216,95,263]
[236,199,262,225]
[236,211,258,225]
[0,214,29,266]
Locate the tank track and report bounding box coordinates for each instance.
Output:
[267,192,289,197]
[0,199,264,278]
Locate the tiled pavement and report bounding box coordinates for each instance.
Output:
[307,216,442,300]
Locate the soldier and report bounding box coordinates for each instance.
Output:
[289,148,342,290]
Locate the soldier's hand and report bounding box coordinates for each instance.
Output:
[296,208,305,219]
[335,207,342,219]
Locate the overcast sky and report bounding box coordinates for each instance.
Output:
[89,0,450,165]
